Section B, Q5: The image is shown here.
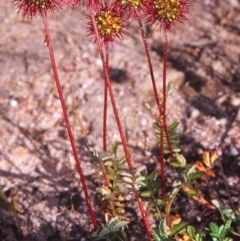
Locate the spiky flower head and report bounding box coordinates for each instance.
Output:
[115,0,147,16]
[13,0,69,18]
[88,6,127,44]
[146,0,189,31]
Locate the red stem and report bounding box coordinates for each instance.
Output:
[103,84,108,151]
[41,14,97,228]
[137,15,167,198]
[160,119,166,199]
[136,192,153,239]
[103,44,109,151]
[103,44,110,186]
[137,16,163,114]
[162,30,174,162]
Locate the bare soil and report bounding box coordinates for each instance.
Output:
[0,0,239,240]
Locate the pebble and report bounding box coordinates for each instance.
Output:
[227,176,238,186]
[9,98,18,107]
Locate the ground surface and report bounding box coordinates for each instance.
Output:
[0,0,239,240]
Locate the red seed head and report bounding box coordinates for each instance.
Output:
[88,6,128,44]
[13,0,68,19]
[146,0,190,31]
[114,0,148,16]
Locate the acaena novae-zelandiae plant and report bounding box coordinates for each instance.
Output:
[12,0,98,228]
[12,0,191,239]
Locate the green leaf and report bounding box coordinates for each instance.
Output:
[172,148,181,153]
[117,157,126,166]
[195,233,203,241]
[122,176,132,184]
[168,122,179,132]
[171,162,185,168]
[185,164,197,177]
[163,142,170,147]
[211,199,220,209]
[218,225,227,237]
[135,176,146,184]
[97,227,111,238]
[187,189,198,196]
[225,220,232,230]
[187,225,195,238]
[187,172,203,180]
[111,220,129,231]
[222,208,235,220]
[152,230,175,241]
[172,180,182,187]
[152,182,161,195]
[175,153,186,163]
[104,160,113,166]
[210,233,220,238]
[167,82,174,95]
[107,170,115,177]
[112,143,118,156]
[170,221,186,235]
[156,198,165,206]
[91,229,100,238]
[135,181,147,189]
[135,165,147,175]
[101,152,113,160]
[152,229,163,241]
[121,171,133,178]
[169,133,180,140]
[108,175,115,181]
[141,190,152,197]
[210,222,219,234]
[153,122,161,131]
[148,171,157,184]
[158,219,168,238]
